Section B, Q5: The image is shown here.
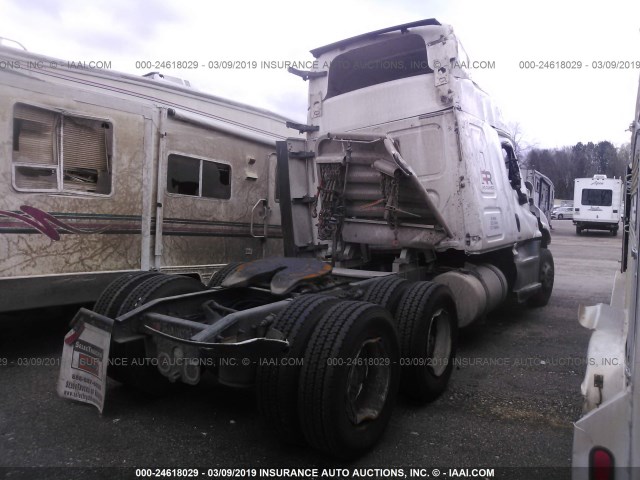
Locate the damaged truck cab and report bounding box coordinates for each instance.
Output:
[60,19,554,459]
[282,18,551,315]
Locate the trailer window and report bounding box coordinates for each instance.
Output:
[167,154,231,199]
[12,103,112,195]
[326,34,432,99]
[581,189,613,206]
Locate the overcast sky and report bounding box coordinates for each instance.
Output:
[2,0,639,149]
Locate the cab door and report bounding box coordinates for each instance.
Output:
[158,109,276,266]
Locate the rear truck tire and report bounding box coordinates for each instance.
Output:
[613,228,619,236]
[93,271,163,319]
[395,282,458,403]
[362,275,410,316]
[256,294,340,445]
[526,248,555,308]
[117,274,205,317]
[93,271,163,384]
[110,274,206,395]
[298,301,400,459]
[207,262,242,287]
[576,226,582,235]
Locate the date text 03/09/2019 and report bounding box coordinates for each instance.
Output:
[134,467,496,478]
[518,60,640,69]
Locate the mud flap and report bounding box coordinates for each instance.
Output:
[57,308,113,413]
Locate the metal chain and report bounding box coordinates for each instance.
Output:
[315,163,345,241]
[381,173,400,237]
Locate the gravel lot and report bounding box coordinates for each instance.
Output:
[0,219,622,479]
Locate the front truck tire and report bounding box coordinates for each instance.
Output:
[256,294,339,445]
[108,274,206,394]
[526,248,555,308]
[395,282,458,403]
[298,301,400,459]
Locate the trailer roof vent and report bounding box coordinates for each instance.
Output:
[142,72,192,88]
[593,174,608,180]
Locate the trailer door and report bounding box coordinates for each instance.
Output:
[157,110,280,268]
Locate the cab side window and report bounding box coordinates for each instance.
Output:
[501,142,528,205]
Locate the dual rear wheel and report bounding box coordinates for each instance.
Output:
[93,272,206,394]
[257,278,458,458]
[94,272,458,457]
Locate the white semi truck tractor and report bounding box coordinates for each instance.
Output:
[59,19,554,459]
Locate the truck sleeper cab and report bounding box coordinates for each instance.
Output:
[59,19,555,459]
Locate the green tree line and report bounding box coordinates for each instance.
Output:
[523,141,629,199]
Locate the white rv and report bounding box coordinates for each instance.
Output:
[0,43,294,312]
[573,175,622,235]
[572,75,640,479]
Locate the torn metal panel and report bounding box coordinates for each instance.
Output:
[314,133,452,250]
